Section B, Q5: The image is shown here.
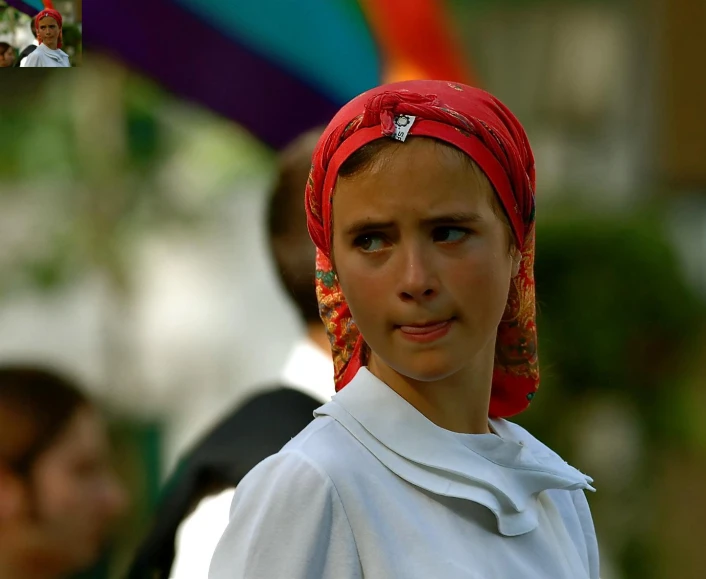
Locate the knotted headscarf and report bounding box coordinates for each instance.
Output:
[305,80,538,417]
[35,9,63,49]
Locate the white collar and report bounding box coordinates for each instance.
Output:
[37,43,67,60]
[314,367,594,537]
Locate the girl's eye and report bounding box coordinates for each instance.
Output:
[433,227,471,243]
[353,234,387,252]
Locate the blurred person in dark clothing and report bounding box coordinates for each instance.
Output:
[127,127,333,579]
[0,366,128,579]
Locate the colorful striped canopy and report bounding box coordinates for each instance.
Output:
[5,0,45,15]
[8,0,475,148]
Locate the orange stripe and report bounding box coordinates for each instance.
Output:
[359,0,478,86]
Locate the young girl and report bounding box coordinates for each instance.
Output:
[0,366,127,579]
[20,9,70,68]
[209,80,599,579]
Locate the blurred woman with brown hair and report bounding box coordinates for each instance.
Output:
[0,366,127,578]
[0,43,16,67]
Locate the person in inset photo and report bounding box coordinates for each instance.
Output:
[20,9,70,68]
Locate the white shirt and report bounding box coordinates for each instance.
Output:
[209,367,600,579]
[169,488,239,579]
[169,338,333,578]
[279,337,335,404]
[20,43,70,67]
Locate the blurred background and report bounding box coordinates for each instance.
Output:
[1,0,705,577]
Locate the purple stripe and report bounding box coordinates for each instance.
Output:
[4,0,40,16]
[84,0,342,149]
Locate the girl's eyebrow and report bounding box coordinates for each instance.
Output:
[423,212,484,226]
[344,212,483,236]
[344,220,394,236]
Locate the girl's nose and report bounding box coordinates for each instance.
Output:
[397,244,439,302]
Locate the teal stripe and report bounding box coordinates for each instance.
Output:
[27,0,44,11]
[172,0,381,102]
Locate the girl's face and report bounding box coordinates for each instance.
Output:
[332,138,520,386]
[37,17,60,50]
[0,407,127,574]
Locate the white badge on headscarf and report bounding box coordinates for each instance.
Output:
[392,114,416,142]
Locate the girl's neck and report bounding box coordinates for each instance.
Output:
[367,343,495,434]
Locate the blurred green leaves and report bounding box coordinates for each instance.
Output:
[62,22,81,47]
[0,1,22,37]
[0,58,273,298]
[515,208,706,579]
[520,209,704,446]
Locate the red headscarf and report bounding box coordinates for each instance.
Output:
[35,9,63,49]
[306,80,538,417]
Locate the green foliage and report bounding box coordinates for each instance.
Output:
[515,209,705,579]
[62,22,82,66]
[519,210,703,443]
[0,2,23,38]
[62,22,81,47]
[0,64,273,300]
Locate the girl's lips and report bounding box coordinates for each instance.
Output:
[397,319,455,343]
[398,320,452,334]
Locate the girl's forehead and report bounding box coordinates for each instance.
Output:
[39,17,58,26]
[347,138,474,181]
[335,144,491,213]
